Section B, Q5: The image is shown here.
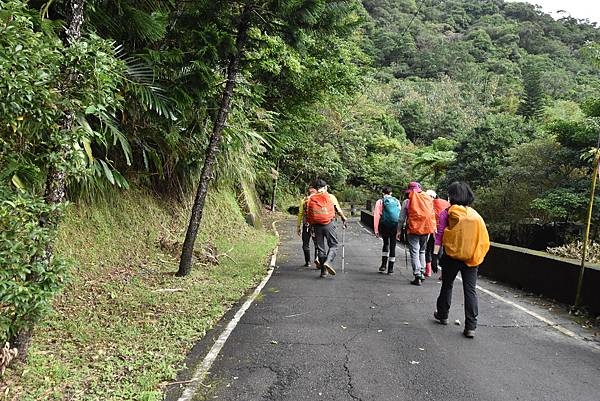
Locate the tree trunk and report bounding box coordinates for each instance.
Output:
[10,0,86,362]
[270,161,279,212]
[177,5,253,277]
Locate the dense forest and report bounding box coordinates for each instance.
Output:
[2,0,600,398]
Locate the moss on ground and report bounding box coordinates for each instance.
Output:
[1,188,277,401]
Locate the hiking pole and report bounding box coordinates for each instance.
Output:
[342,224,346,273]
[575,150,600,307]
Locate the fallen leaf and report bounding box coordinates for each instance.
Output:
[341,325,347,329]
[410,361,420,365]
[270,340,278,345]
[454,320,461,325]
[418,348,425,351]
[377,329,383,333]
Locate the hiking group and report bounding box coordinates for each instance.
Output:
[297,179,490,338]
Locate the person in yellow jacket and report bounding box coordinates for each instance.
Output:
[432,181,490,339]
[297,187,318,267]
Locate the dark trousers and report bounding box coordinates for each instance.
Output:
[436,254,479,330]
[425,234,434,263]
[301,224,317,263]
[313,221,338,268]
[380,224,397,259]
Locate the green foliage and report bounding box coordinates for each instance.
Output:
[0,0,125,194]
[0,185,68,345]
[412,137,457,184]
[444,113,532,189]
[530,189,586,222]
[518,61,545,119]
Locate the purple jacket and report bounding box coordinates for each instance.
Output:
[434,208,449,246]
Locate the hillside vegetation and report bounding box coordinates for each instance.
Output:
[2,0,600,398]
[1,187,276,400]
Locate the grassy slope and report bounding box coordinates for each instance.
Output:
[1,188,277,401]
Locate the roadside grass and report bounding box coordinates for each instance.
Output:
[1,188,277,401]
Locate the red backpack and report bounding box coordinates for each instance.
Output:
[407,191,436,235]
[433,198,451,228]
[306,193,335,225]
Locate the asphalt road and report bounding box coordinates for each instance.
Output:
[192,219,600,401]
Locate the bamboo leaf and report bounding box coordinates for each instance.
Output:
[11,174,25,190]
[99,160,115,185]
[82,139,94,163]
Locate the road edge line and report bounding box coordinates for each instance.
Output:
[458,276,595,345]
[177,221,280,401]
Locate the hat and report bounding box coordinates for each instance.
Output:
[425,189,437,198]
[405,181,422,193]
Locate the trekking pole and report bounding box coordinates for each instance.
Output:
[342,224,346,273]
[402,229,408,268]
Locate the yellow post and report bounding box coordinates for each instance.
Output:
[575,153,600,308]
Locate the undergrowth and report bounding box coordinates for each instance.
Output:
[1,187,277,401]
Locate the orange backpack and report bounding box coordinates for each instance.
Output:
[442,205,490,267]
[433,198,451,228]
[407,191,436,235]
[306,193,335,225]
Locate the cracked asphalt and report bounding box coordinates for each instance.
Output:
[193,219,600,401]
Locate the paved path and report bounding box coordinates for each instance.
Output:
[192,219,600,401]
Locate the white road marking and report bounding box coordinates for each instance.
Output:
[359,221,382,241]
[177,222,280,401]
[455,276,590,343]
[475,283,578,338]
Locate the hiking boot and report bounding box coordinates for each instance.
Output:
[387,270,395,275]
[410,277,421,286]
[424,262,432,277]
[314,259,321,268]
[324,263,336,276]
[434,311,448,325]
[320,273,326,278]
[463,329,475,338]
[303,262,310,267]
[379,256,388,273]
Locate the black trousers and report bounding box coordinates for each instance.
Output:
[435,254,479,330]
[301,224,317,262]
[379,223,397,259]
[425,234,434,263]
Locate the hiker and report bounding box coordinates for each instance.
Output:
[297,187,318,268]
[433,181,490,338]
[306,179,348,278]
[373,186,401,274]
[397,181,436,286]
[424,190,450,278]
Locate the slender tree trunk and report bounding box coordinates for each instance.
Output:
[270,160,279,212]
[11,0,85,362]
[177,5,253,277]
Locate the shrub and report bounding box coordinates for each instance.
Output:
[0,185,68,348]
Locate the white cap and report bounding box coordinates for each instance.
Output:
[425,189,437,198]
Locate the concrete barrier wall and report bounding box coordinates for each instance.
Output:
[361,209,374,229]
[360,210,600,315]
[481,243,600,315]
